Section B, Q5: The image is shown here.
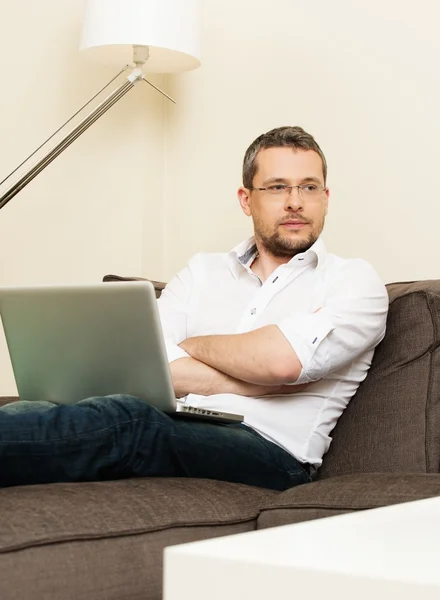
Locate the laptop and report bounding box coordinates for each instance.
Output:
[0,281,243,424]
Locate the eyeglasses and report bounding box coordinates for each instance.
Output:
[250,184,326,201]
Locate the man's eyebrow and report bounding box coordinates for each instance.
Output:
[260,176,323,186]
[300,176,323,185]
[260,177,290,185]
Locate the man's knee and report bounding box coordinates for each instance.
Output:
[77,394,163,421]
[0,395,166,424]
[0,400,57,414]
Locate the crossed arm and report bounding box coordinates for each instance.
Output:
[162,255,388,400]
[170,325,306,398]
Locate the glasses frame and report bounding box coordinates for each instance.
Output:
[250,184,327,201]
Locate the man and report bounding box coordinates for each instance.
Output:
[0,126,388,490]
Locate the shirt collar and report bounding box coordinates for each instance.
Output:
[228,236,327,279]
[294,237,327,269]
[228,237,258,279]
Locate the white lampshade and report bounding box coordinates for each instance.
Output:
[80,0,201,73]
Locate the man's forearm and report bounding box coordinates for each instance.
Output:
[170,357,228,398]
[170,357,306,398]
[179,325,302,385]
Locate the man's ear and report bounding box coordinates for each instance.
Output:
[324,187,330,215]
[238,187,252,217]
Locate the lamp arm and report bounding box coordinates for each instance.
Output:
[0,70,140,211]
[142,77,176,104]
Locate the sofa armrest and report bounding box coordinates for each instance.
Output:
[0,397,19,407]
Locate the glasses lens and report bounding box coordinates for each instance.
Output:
[300,185,323,199]
[266,185,288,195]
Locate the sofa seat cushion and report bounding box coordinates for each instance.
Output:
[0,478,275,600]
[257,473,440,529]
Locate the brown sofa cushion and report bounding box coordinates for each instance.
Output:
[257,473,440,529]
[318,280,440,478]
[0,478,275,600]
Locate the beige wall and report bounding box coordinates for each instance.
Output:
[165,0,440,282]
[0,0,166,393]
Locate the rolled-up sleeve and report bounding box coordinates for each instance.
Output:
[278,311,335,383]
[277,259,389,384]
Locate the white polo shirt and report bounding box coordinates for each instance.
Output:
[158,237,388,467]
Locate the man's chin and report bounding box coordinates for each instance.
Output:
[262,233,316,258]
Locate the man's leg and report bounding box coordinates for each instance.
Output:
[0,396,178,487]
[0,396,311,490]
[165,417,312,490]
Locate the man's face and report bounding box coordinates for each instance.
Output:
[238,147,329,259]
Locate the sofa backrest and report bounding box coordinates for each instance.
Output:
[103,274,165,297]
[318,280,440,479]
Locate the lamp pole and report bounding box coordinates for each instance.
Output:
[0,64,175,211]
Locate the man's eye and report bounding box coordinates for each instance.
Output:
[268,185,287,192]
[302,184,318,192]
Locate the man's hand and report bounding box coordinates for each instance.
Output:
[170,357,313,398]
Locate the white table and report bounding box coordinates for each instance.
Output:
[164,496,440,600]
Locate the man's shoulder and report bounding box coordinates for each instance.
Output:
[323,252,386,292]
[187,250,231,265]
[183,250,232,277]
[325,251,376,270]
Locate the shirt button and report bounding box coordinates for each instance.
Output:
[250,308,257,315]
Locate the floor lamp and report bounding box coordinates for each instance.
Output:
[0,0,201,211]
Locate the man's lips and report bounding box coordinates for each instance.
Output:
[280,220,308,228]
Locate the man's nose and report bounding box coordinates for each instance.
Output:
[284,186,303,210]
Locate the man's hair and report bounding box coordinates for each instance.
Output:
[242,126,327,189]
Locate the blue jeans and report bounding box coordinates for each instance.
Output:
[0,396,313,490]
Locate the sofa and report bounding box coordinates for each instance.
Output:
[1,277,440,600]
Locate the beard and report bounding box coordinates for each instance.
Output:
[254,216,325,259]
